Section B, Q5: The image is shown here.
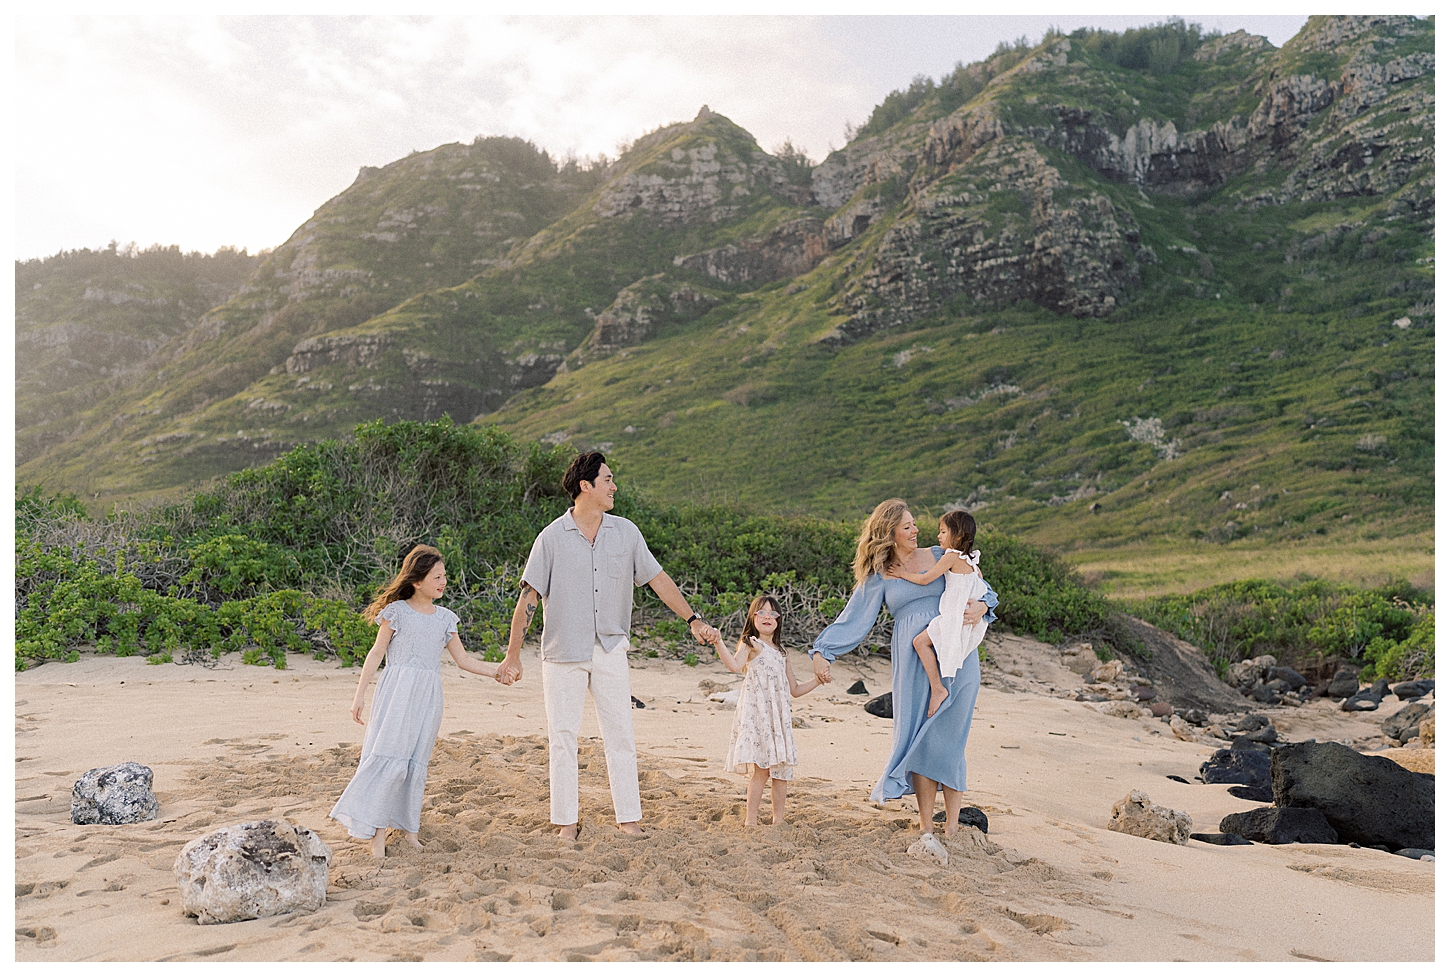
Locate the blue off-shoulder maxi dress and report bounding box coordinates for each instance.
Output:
[810,546,999,802]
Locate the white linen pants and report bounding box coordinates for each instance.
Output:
[541,640,641,825]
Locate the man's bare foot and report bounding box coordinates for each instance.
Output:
[369,831,387,859]
[927,684,949,718]
[403,832,423,850]
[556,823,579,841]
[617,821,643,835]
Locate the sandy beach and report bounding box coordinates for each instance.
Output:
[15,634,1434,962]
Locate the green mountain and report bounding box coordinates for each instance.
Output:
[17,16,1434,558]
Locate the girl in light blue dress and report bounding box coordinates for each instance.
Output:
[330,545,500,858]
[808,500,997,866]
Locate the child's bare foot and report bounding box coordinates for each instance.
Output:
[927,684,949,717]
[403,832,423,851]
[369,831,387,859]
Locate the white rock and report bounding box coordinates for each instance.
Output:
[708,689,740,705]
[175,820,332,925]
[1090,659,1126,683]
[1107,790,1192,845]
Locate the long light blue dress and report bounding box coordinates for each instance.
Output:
[810,546,999,802]
[330,601,458,838]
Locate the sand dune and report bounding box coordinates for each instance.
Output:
[14,635,1435,961]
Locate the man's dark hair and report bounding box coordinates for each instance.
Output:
[563,451,607,500]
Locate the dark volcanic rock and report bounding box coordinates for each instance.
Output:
[864,692,892,719]
[1368,678,1392,699]
[1220,807,1338,845]
[1238,725,1278,744]
[1227,784,1275,803]
[1271,741,1435,851]
[1181,709,1208,726]
[1383,703,1432,742]
[1250,684,1283,704]
[1200,749,1273,790]
[1341,691,1382,712]
[1190,832,1253,846]
[1236,714,1270,732]
[933,806,990,833]
[1392,680,1433,700]
[1394,848,1434,860]
[71,761,159,825]
[1115,618,1246,713]
[1272,666,1308,690]
[846,680,869,695]
[1326,669,1361,699]
[1230,736,1274,753]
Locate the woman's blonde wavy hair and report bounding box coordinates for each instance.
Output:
[852,498,910,586]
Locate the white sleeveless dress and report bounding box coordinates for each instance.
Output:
[925,549,990,679]
[723,637,798,781]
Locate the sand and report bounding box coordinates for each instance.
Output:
[14,634,1435,961]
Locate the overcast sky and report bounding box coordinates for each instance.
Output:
[15,12,1312,261]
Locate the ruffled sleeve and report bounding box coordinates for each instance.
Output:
[981,580,999,626]
[442,608,460,639]
[809,575,886,663]
[378,602,404,628]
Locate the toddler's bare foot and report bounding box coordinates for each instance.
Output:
[927,685,949,717]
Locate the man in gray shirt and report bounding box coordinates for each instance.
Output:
[499,451,718,840]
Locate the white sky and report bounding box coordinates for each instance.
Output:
[14,10,1314,261]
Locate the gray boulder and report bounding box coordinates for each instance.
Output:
[1383,702,1432,743]
[1341,691,1382,712]
[1326,669,1361,699]
[71,762,159,825]
[1271,742,1435,851]
[175,820,332,925]
[1219,807,1338,845]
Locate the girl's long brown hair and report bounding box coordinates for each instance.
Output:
[363,545,444,624]
[738,594,784,667]
[853,498,910,585]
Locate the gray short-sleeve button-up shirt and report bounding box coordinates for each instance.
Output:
[521,509,664,662]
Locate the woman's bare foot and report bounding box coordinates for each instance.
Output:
[617,821,643,836]
[557,823,579,841]
[369,830,387,859]
[927,684,949,717]
[403,832,423,850]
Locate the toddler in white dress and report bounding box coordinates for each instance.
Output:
[711,595,822,826]
[888,510,992,719]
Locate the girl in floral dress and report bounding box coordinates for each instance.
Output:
[712,595,821,826]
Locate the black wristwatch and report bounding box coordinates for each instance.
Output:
[685,613,701,625]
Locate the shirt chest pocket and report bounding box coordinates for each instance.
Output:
[607,552,628,580]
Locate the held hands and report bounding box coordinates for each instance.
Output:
[689,618,720,645]
[811,652,833,685]
[495,656,522,685]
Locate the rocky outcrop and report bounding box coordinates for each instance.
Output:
[574,274,721,363]
[674,218,828,286]
[1116,617,1246,713]
[175,820,332,925]
[71,762,159,825]
[285,333,393,374]
[1107,790,1192,845]
[825,138,1148,342]
[593,107,809,225]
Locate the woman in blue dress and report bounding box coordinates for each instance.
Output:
[809,499,998,865]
